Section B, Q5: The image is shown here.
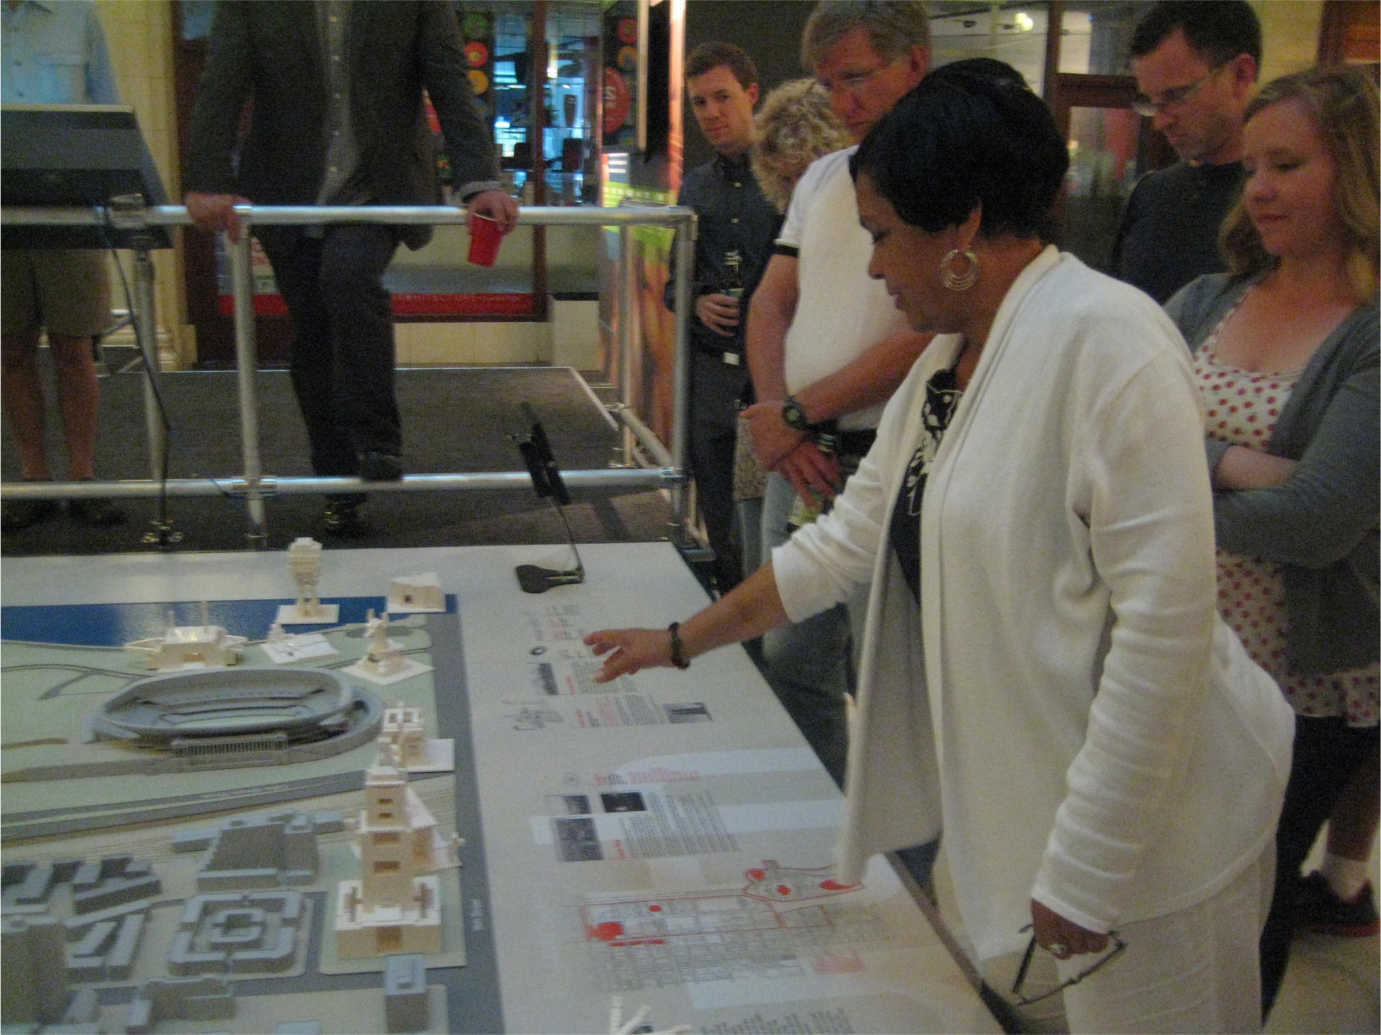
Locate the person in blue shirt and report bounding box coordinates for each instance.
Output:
[1,0,126,531]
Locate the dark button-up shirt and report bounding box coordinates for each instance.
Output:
[665,150,782,356]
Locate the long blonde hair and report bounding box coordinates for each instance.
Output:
[1219,64,1379,302]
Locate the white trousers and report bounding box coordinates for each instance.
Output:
[982,846,1272,1033]
[1060,846,1273,1033]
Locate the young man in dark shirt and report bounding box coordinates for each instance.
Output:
[665,42,781,593]
[1110,1,1260,303]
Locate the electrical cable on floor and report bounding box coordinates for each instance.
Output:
[102,213,245,547]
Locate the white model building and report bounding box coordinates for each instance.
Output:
[381,701,428,769]
[124,604,248,670]
[334,740,459,958]
[385,572,444,613]
[276,537,339,625]
[361,610,405,677]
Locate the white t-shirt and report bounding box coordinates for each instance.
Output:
[777,146,912,432]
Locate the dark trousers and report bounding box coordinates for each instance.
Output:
[688,350,749,593]
[256,224,401,480]
[1260,713,1379,1018]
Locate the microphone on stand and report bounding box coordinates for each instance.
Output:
[513,402,586,593]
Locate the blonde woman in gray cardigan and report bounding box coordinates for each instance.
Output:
[1165,64,1379,1021]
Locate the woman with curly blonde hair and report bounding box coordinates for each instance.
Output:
[750,78,853,213]
[1166,63,1379,1019]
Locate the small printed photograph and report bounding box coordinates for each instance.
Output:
[664,702,711,723]
[553,817,602,862]
[599,792,646,813]
[546,793,591,815]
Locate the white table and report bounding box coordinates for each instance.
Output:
[1,543,998,1034]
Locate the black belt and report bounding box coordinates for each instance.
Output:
[696,345,744,367]
[836,429,876,457]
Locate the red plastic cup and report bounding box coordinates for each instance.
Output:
[467,214,502,266]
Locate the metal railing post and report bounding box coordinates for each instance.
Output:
[617,224,634,468]
[228,210,268,545]
[132,244,164,481]
[670,211,695,539]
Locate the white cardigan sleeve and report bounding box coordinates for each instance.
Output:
[772,350,945,623]
[1031,340,1223,931]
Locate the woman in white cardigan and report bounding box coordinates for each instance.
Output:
[586,63,1293,1032]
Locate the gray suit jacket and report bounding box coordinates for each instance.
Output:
[184,0,499,249]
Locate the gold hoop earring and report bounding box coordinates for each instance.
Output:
[940,248,980,292]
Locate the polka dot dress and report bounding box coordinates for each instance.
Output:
[1194,298,1378,727]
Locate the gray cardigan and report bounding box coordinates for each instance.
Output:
[1166,273,1379,675]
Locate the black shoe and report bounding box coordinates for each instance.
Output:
[67,496,127,527]
[357,450,403,481]
[321,499,370,537]
[1,496,60,532]
[1294,871,1380,937]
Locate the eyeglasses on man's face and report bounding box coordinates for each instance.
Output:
[1010,924,1127,1006]
[817,56,900,99]
[1131,61,1228,117]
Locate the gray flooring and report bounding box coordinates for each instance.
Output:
[1,359,675,556]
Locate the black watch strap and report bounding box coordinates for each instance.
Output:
[781,396,813,431]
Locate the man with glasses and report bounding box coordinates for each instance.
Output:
[742,1,930,797]
[1109,1,1261,303]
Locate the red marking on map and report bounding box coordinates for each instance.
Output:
[742,860,861,902]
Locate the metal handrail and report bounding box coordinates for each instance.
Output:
[0,202,697,550]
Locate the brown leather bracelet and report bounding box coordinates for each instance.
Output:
[667,621,691,669]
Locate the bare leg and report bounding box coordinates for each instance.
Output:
[47,333,101,480]
[1,329,51,480]
[1322,742,1380,898]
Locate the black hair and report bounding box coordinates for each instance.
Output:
[1129,2,1262,68]
[686,41,759,89]
[849,59,1068,240]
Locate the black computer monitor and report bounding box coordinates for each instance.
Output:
[1,103,170,248]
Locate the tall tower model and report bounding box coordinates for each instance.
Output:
[334,740,457,958]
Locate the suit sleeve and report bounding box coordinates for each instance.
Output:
[417,0,501,199]
[183,1,254,194]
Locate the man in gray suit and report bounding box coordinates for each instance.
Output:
[184,1,518,534]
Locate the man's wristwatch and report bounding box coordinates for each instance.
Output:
[781,396,813,431]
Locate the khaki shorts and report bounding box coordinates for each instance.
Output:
[2,248,112,338]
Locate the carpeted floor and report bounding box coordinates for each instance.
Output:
[0,360,677,557]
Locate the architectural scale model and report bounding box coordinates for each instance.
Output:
[380,700,455,774]
[361,610,404,677]
[343,610,433,686]
[1,914,100,1027]
[75,668,385,776]
[334,739,461,959]
[277,537,340,625]
[385,572,444,613]
[124,602,248,670]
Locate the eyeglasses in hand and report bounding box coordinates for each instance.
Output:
[1010,924,1127,1006]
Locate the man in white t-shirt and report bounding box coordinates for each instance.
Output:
[743,1,931,791]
